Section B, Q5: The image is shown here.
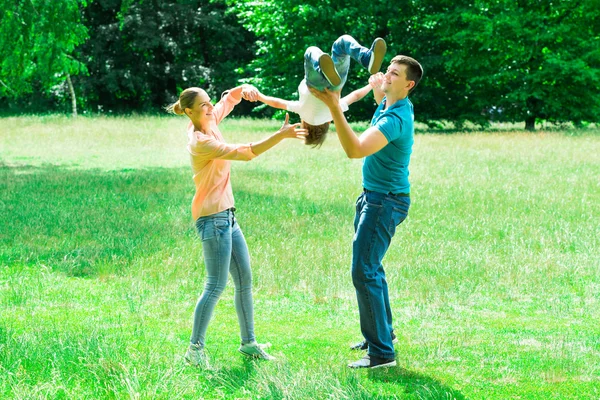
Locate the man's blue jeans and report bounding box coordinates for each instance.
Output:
[304,34,372,91]
[352,190,410,359]
[190,208,255,347]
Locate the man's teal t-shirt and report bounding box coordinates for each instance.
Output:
[362,97,414,194]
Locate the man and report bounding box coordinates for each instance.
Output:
[310,55,423,368]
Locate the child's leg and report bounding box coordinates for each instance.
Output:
[304,46,339,90]
[332,35,386,79]
[331,35,370,67]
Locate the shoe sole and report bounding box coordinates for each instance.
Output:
[238,349,275,360]
[347,360,397,369]
[185,355,206,368]
[370,360,397,369]
[319,54,341,87]
[368,38,387,74]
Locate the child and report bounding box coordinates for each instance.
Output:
[251,35,386,146]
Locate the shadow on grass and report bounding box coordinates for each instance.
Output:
[1,163,354,277]
[368,366,466,399]
[207,358,257,393]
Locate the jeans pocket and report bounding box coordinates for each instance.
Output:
[389,207,408,234]
[364,191,384,208]
[355,193,364,212]
[202,218,229,241]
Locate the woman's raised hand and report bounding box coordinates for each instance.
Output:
[277,113,307,141]
[241,84,260,102]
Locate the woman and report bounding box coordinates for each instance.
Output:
[167,84,306,367]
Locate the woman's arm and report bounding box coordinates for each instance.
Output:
[223,84,256,102]
[189,114,306,161]
[250,113,306,155]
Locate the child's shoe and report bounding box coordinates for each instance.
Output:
[319,54,342,86]
[368,38,387,74]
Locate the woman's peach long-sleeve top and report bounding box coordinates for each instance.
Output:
[187,92,257,220]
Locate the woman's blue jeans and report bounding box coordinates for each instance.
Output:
[352,190,410,359]
[304,34,372,91]
[190,209,255,347]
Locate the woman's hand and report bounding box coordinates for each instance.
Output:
[241,84,260,102]
[308,86,341,109]
[276,113,307,141]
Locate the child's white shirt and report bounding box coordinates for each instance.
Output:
[286,80,349,125]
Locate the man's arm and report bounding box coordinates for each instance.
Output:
[369,73,385,105]
[309,87,388,159]
[341,84,372,106]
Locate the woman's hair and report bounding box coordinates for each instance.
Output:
[165,87,203,116]
[302,121,330,147]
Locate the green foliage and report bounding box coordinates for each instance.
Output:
[1,0,599,127]
[76,0,255,113]
[231,0,600,128]
[0,0,88,99]
[421,0,600,129]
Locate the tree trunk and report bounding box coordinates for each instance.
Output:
[66,72,77,117]
[525,116,535,131]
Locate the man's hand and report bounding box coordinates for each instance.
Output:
[308,86,341,109]
[369,72,384,90]
[241,84,260,102]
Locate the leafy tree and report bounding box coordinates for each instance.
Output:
[231,0,600,128]
[0,0,89,116]
[77,0,255,114]
[421,0,600,129]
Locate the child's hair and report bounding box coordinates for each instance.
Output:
[303,121,330,147]
[165,87,203,116]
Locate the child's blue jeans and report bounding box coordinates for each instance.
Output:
[304,34,372,91]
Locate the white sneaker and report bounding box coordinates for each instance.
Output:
[239,341,276,360]
[184,344,210,368]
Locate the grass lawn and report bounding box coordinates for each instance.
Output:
[1,115,599,399]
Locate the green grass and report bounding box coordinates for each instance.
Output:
[1,115,599,399]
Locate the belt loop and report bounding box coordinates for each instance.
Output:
[230,207,236,226]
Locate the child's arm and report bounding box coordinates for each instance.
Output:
[341,84,372,106]
[256,91,290,110]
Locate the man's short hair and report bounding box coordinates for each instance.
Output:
[391,55,423,92]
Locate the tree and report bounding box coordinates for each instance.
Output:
[421,0,600,130]
[77,0,255,114]
[231,0,600,128]
[0,0,89,116]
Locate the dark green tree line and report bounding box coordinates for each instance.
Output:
[77,0,255,113]
[1,0,599,129]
